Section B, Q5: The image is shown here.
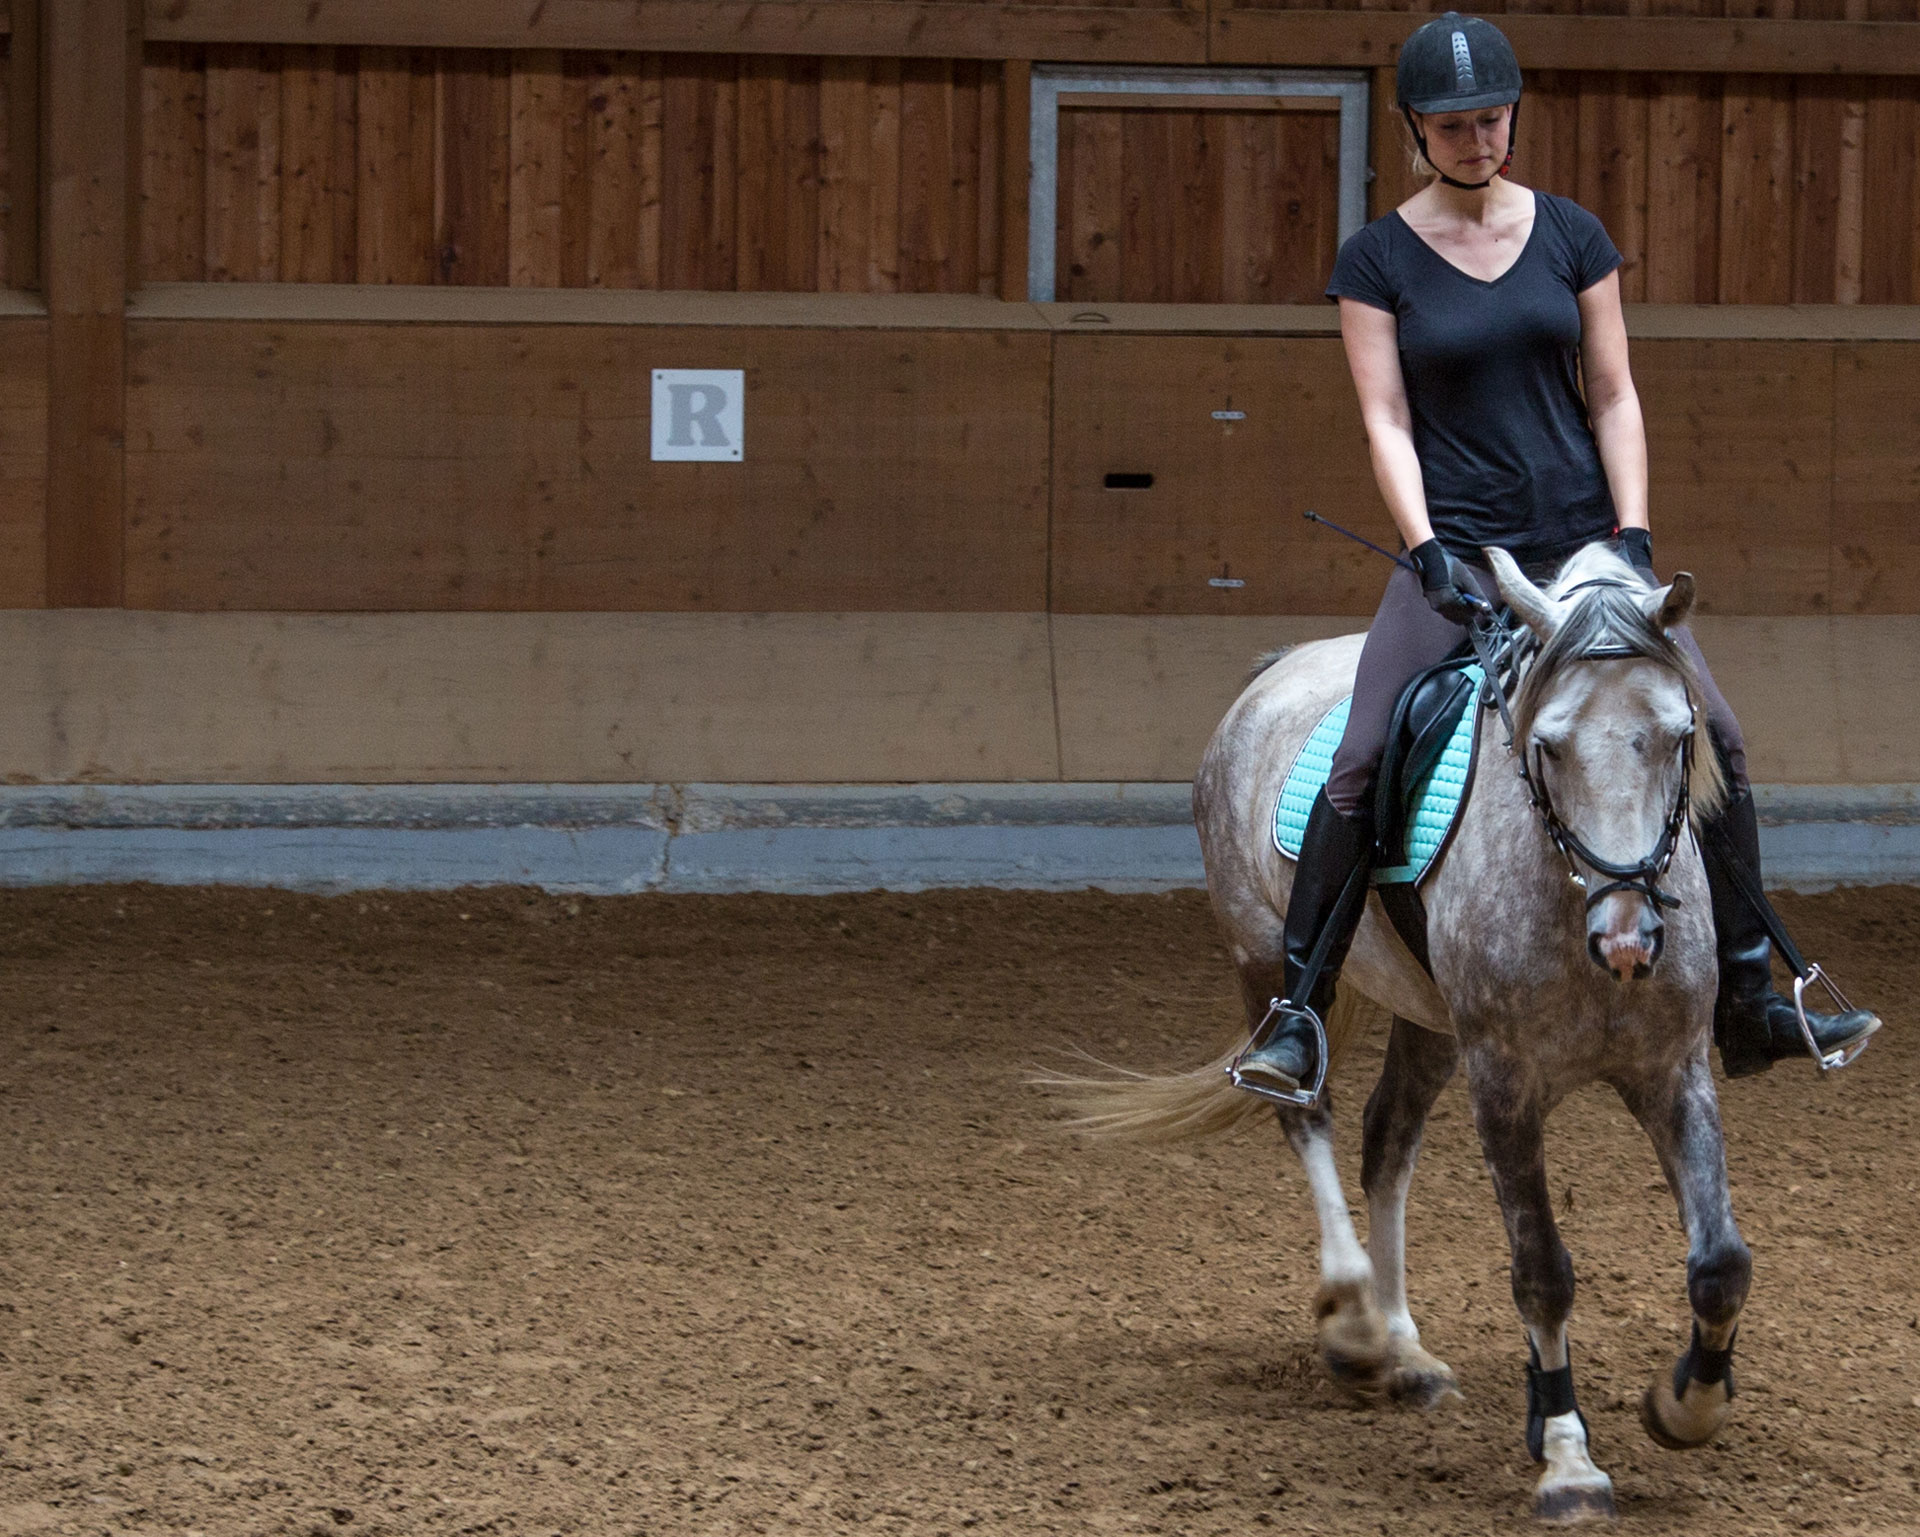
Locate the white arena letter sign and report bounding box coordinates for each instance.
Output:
[651,369,745,461]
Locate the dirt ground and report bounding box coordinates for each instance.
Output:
[0,883,1916,1537]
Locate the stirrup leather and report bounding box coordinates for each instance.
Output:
[1793,963,1879,1073]
[1227,997,1329,1109]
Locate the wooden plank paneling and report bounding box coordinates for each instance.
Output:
[1792,77,1848,303]
[579,51,650,289]
[355,46,434,283]
[997,59,1027,300]
[203,44,279,281]
[899,60,953,294]
[1718,76,1794,302]
[142,41,206,282]
[1513,69,1581,200]
[125,322,1053,613]
[0,319,48,607]
[1051,335,1382,615]
[438,50,509,285]
[1367,64,1421,219]
[1576,73,1648,299]
[1832,344,1920,613]
[558,54,593,286]
[47,0,131,608]
[7,0,39,291]
[131,45,1899,304]
[1644,74,1720,303]
[280,45,353,282]
[1859,78,1918,302]
[507,48,564,286]
[661,54,738,290]
[147,1,1210,65]
[1637,338,1833,615]
[1060,102,1338,304]
[1213,8,1920,74]
[867,58,902,291]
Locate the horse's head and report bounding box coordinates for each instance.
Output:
[1487,544,1724,984]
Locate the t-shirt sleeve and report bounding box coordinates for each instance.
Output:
[1325,222,1398,312]
[1560,198,1624,292]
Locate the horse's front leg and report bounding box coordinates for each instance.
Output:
[1277,1093,1390,1397]
[1617,1055,1752,1451]
[1361,1015,1461,1408]
[1466,1047,1615,1524]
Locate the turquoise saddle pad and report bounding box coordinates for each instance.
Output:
[1272,664,1483,887]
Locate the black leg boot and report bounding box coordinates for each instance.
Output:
[1702,784,1881,1078]
[1230,788,1374,1104]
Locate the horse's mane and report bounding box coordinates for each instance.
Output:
[1508,544,1726,821]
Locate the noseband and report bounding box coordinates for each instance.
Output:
[1473,579,1696,915]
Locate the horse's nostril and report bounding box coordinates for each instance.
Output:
[1587,932,1608,970]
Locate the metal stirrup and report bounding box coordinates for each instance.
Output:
[1228,998,1330,1109]
[1711,820,1878,1076]
[1792,964,1876,1074]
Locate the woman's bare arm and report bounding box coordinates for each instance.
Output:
[1338,298,1435,551]
[1577,271,1648,533]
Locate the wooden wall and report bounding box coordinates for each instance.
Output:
[1055,100,1342,304]
[134,45,1920,305]
[1508,71,1920,304]
[112,308,1920,619]
[125,318,1051,610]
[142,46,1008,294]
[1052,330,1920,617]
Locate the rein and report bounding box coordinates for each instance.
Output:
[1471,579,1695,915]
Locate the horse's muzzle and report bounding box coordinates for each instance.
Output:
[1587,900,1665,982]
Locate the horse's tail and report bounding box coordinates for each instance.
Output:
[1034,987,1386,1144]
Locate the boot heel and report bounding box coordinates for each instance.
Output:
[1228,999,1329,1107]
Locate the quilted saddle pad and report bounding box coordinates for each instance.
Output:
[1271,664,1483,888]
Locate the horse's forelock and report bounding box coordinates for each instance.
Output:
[1510,578,1725,822]
[1544,540,1642,599]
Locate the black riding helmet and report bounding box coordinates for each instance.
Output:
[1396,12,1522,191]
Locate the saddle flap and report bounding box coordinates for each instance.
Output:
[1375,665,1479,869]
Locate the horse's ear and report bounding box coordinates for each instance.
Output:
[1647,571,1696,631]
[1485,547,1560,640]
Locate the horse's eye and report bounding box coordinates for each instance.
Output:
[1537,739,1560,762]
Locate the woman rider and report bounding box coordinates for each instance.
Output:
[1229,11,1880,1104]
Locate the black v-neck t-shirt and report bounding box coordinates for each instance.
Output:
[1326,192,1624,565]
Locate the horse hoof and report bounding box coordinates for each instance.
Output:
[1314,1280,1390,1401]
[1385,1338,1462,1411]
[1639,1375,1731,1450]
[1533,1474,1616,1525]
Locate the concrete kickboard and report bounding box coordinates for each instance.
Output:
[0,783,1909,895]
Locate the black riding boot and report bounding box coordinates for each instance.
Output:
[1702,784,1881,1078]
[1230,789,1374,1103]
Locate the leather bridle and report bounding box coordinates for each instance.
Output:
[1473,579,1696,915]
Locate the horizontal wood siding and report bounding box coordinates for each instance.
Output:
[140,46,1006,295]
[124,322,1052,611]
[1052,332,1920,617]
[0,317,47,607]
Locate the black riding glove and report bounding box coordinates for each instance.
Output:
[1615,526,1654,575]
[1409,538,1482,625]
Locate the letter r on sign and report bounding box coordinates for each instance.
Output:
[652,370,745,461]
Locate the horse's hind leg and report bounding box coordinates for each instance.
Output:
[1617,1057,1752,1451]
[1277,1092,1391,1399]
[1362,1016,1461,1409]
[1466,1048,1615,1524]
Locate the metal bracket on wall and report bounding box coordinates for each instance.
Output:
[1025,65,1371,304]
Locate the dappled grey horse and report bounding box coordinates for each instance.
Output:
[1061,543,1752,1522]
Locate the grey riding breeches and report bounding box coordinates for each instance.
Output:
[1322,562,1749,818]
